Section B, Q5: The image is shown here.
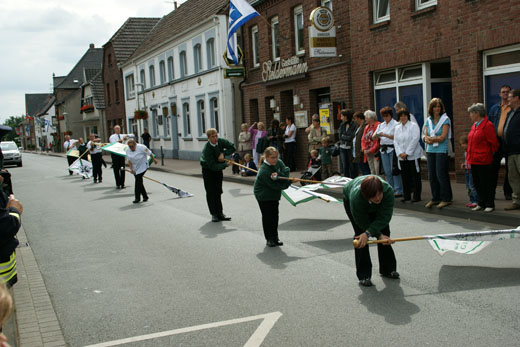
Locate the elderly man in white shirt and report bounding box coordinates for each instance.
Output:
[373,107,403,196]
[109,125,128,189]
[394,109,423,202]
[126,138,157,203]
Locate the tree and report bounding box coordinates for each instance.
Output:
[2,115,25,142]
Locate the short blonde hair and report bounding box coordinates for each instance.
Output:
[263,146,279,158]
[243,153,251,161]
[127,138,137,146]
[311,149,318,156]
[257,122,265,130]
[321,136,330,144]
[0,284,13,326]
[206,128,218,137]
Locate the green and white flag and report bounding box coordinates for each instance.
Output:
[427,228,520,255]
[101,142,155,165]
[282,184,343,206]
[69,158,93,178]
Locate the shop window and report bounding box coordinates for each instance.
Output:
[271,17,280,61]
[152,109,159,137]
[251,26,259,67]
[294,6,305,55]
[159,60,166,84]
[373,0,390,23]
[167,57,174,81]
[416,0,437,11]
[163,108,170,137]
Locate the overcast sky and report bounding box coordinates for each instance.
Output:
[0,0,188,124]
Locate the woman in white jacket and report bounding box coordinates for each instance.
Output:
[394,109,423,203]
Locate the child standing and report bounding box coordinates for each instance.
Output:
[319,137,334,179]
[254,146,291,247]
[460,134,478,208]
[240,153,258,176]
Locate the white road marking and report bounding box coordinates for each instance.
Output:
[83,312,282,347]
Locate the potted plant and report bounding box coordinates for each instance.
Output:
[134,110,148,120]
[80,104,95,113]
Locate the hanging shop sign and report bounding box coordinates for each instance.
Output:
[261,56,308,82]
[309,7,336,58]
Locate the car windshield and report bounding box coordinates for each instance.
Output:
[0,143,17,151]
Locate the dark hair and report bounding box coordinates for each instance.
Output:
[380,106,393,118]
[511,89,520,98]
[396,109,410,120]
[427,98,446,117]
[271,119,280,128]
[501,85,512,91]
[286,116,294,123]
[353,111,365,120]
[312,118,320,122]
[360,176,383,200]
[341,109,354,122]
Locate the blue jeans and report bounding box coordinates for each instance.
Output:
[426,152,453,202]
[465,170,478,204]
[340,148,358,178]
[380,150,403,194]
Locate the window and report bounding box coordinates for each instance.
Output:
[153,109,159,136]
[114,80,120,103]
[321,0,332,10]
[251,26,259,67]
[206,38,216,68]
[180,51,187,77]
[140,69,146,89]
[197,100,206,136]
[149,65,156,87]
[106,83,111,105]
[183,102,191,136]
[373,0,390,23]
[167,57,174,81]
[415,0,437,11]
[294,6,305,55]
[399,66,422,81]
[210,97,219,132]
[271,17,280,61]
[125,74,135,99]
[159,60,166,84]
[194,44,202,73]
[164,112,170,137]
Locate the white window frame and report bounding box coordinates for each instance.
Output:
[415,0,437,11]
[206,38,216,68]
[194,44,202,73]
[482,44,520,106]
[198,100,206,136]
[271,16,280,61]
[321,0,332,10]
[294,6,305,55]
[159,60,166,84]
[251,26,259,67]
[373,0,390,24]
[139,69,146,89]
[180,51,188,77]
[149,65,156,87]
[211,97,219,132]
[183,102,191,137]
[126,74,135,99]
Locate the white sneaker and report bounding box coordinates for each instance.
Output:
[484,207,494,212]
[472,206,483,211]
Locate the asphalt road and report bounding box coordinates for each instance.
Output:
[9,154,520,347]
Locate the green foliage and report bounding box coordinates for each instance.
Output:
[2,115,25,142]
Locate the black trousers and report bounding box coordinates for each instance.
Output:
[400,159,422,201]
[343,198,397,280]
[91,153,103,181]
[202,168,223,216]
[471,164,495,208]
[284,142,296,171]
[134,171,148,201]
[258,200,280,242]
[491,145,512,198]
[66,155,76,175]
[111,154,125,187]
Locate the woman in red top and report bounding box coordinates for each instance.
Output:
[361,110,381,175]
[467,103,499,212]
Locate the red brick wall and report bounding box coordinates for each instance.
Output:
[103,43,127,134]
[349,0,520,179]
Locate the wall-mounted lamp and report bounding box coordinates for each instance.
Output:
[270,98,277,110]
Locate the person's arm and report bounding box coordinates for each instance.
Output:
[203,145,227,171]
[366,189,394,237]
[249,123,256,134]
[144,146,158,165]
[430,123,450,143]
[128,160,134,174]
[0,196,22,238]
[404,123,420,156]
[286,125,295,138]
[220,138,236,156]
[486,122,500,153]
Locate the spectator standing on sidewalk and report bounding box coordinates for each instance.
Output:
[503,89,520,210]
[249,122,267,168]
[361,110,380,175]
[0,178,22,288]
[466,103,499,212]
[284,116,297,171]
[237,123,252,160]
[338,109,358,178]
[141,129,152,149]
[353,112,370,176]
[489,85,513,201]
[307,118,326,154]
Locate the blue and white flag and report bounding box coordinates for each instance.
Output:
[227,0,259,65]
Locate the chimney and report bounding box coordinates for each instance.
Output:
[174,1,177,10]
[89,43,95,49]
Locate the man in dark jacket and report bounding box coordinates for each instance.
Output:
[503,89,520,210]
[0,175,22,287]
[200,128,235,222]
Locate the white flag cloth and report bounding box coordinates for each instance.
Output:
[282,184,343,206]
[101,142,154,165]
[426,229,520,255]
[69,158,93,178]
[227,0,259,65]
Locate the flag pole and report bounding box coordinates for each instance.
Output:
[353,236,426,247]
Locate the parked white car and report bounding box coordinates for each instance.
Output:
[1,141,22,167]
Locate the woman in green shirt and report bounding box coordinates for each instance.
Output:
[254,147,291,247]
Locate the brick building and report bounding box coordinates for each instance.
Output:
[242,0,349,170]
[102,17,160,139]
[349,0,520,179]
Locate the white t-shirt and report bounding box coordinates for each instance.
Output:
[285,124,297,143]
[109,133,127,144]
[87,140,101,154]
[375,119,398,150]
[63,139,77,152]
[126,144,152,175]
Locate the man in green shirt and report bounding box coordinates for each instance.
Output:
[343,175,398,287]
[200,128,235,222]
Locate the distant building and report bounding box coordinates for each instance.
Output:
[80,70,105,139]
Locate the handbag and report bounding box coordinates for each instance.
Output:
[392,151,401,176]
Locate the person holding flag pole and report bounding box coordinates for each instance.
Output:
[63,135,78,175]
[126,138,158,204]
[87,133,105,183]
[109,125,128,189]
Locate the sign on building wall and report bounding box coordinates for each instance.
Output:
[309,7,336,58]
[319,106,331,134]
[261,56,308,82]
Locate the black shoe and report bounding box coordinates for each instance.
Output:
[120,185,126,189]
[211,215,219,222]
[132,200,140,204]
[143,197,149,202]
[359,278,373,287]
[274,240,283,246]
[266,240,276,247]
[217,214,231,221]
[411,198,421,203]
[381,271,400,279]
[99,179,102,183]
[401,199,410,203]
[93,179,97,183]
[505,194,512,200]
[116,186,121,189]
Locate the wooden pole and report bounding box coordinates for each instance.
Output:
[353,236,426,247]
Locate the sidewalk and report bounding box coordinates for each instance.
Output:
[29,150,520,227]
